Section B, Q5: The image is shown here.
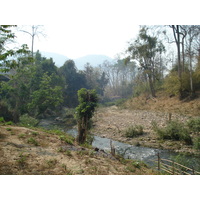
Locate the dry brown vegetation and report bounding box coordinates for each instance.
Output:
[0,125,157,175]
[92,93,200,155]
[125,92,200,116]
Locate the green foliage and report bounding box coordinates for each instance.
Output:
[27,137,39,146]
[28,72,63,116]
[170,153,191,168]
[127,26,165,97]
[59,135,74,145]
[46,159,57,168]
[187,118,200,133]
[75,88,98,120]
[193,137,200,150]
[19,114,39,127]
[5,121,13,125]
[164,72,181,95]
[16,153,27,167]
[18,134,26,139]
[124,125,144,138]
[153,120,192,145]
[65,150,73,157]
[58,60,87,107]
[31,131,39,136]
[0,117,5,122]
[75,88,98,144]
[0,25,30,72]
[0,101,16,122]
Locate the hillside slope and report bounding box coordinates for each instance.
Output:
[0,125,156,175]
[125,92,200,116]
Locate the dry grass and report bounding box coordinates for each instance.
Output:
[125,92,200,116]
[0,125,157,175]
[92,93,200,155]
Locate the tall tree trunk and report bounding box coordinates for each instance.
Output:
[182,38,185,73]
[77,112,89,144]
[147,72,156,97]
[189,54,194,95]
[176,25,182,79]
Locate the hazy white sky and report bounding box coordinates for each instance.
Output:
[14,0,142,59]
[4,0,199,59]
[16,23,139,59]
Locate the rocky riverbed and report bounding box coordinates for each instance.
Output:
[92,106,198,155]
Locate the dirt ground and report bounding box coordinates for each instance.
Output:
[92,104,199,155]
[0,125,157,175]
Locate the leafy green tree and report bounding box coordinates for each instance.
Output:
[28,72,63,116]
[83,63,109,97]
[75,88,98,144]
[126,27,165,97]
[0,25,30,72]
[0,56,35,121]
[58,60,87,107]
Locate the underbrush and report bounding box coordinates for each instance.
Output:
[152,120,192,145]
[187,117,200,133]
[18,114,39,127]
[100,98,127,108]
[193,137,200,150]
[124,125,144,138]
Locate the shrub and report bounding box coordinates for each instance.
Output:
[187,118,200,133]
[0,101,17,122]
[59,135,74,145]
[193,137,200,150]
[18,134,26,139]
[124,125,144,138]
[27,137,39,146]
[164,72,181,96]
[19,114,39,127]
[153,120,192,145]
[0,117,5,123]
[5,121,13,125]
[31,131,39,136]
[17,153,27,167]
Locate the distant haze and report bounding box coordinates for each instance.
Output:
[41,52,114,70]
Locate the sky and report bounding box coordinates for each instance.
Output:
[15,23,139,59]
[4,0,199,60]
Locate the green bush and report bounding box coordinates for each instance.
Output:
[5,121,13,125]
[0,117,5,123]
[27,137,39,146]
[187,118,200,133]
[124,125,144,138]
[164,72,181,96]
[153,120,192,145]
[19,114,39,127]
[59,135,74,145]
[193,137,200,150]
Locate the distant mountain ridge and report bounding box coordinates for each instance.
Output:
[41,52,114,70]
[41,52,69,67]
[74,54,114,70]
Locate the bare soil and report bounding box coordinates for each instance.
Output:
[0,125,156,175]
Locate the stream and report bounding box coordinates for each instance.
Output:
[38,118,200,170]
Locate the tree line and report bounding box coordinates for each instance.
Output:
[125,25,200,99]
[1,25,200,122]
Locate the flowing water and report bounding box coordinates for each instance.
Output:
[38,119,200,171]
[67,129,200,170]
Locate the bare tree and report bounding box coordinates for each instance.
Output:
[185,26,200,95]
[19,25,46,57]
[169,25,182,79]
